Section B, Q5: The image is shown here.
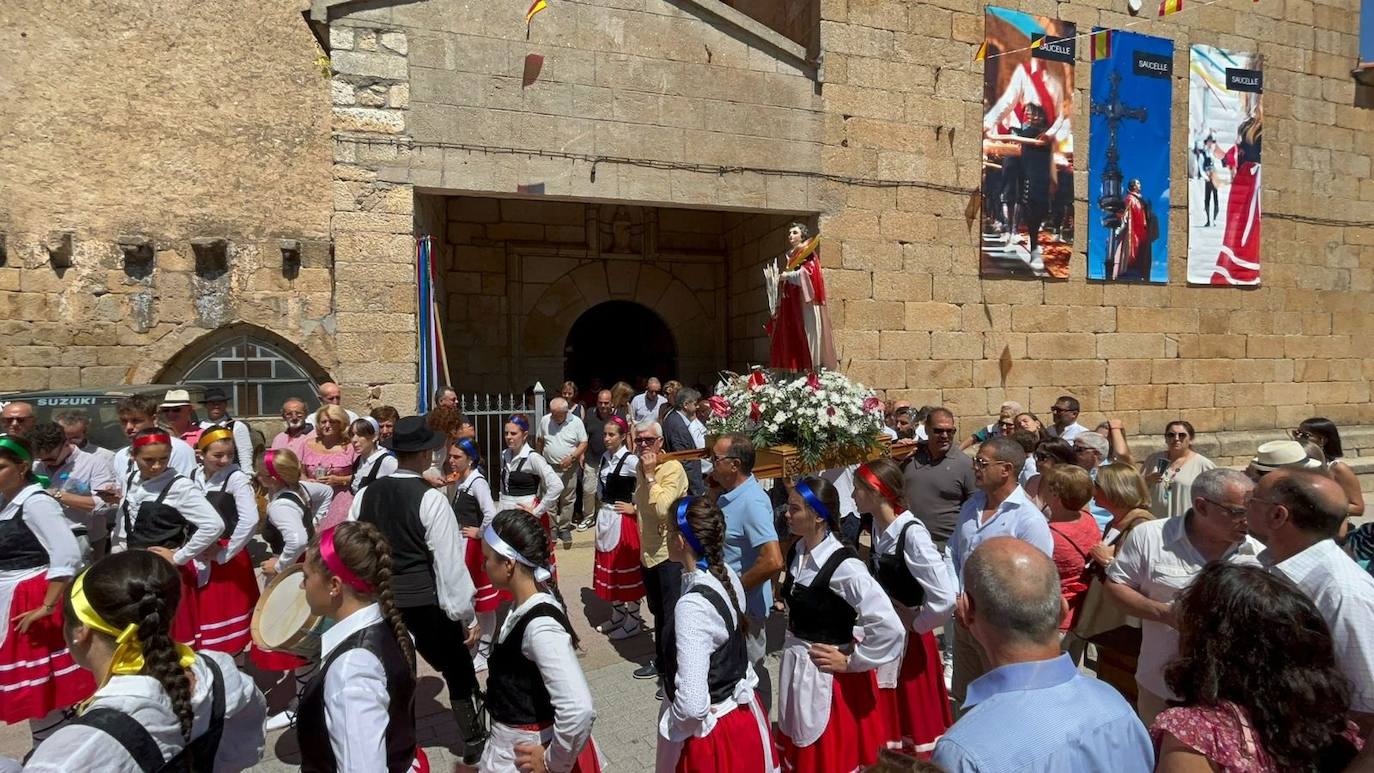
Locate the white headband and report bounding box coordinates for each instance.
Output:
[483,525,552,583]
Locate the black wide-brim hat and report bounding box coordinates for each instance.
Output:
[390,415,445,453]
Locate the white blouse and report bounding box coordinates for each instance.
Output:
[660,566,757,741]
[190,466,259,563]
[319,604,422,772]
[454,472,497,530]
[114,471,225,566]
[0,484,83,651]
[597,447,639,497]
[350,449,398,494]
[266,481,334,567]
[874,511,958,634]
[499,445,563,517]
[112,438,198,487]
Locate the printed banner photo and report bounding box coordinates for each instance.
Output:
[979,8,1076,279]
[1188,45,1263,285]
[1087,30,1174,283]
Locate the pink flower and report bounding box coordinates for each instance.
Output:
[863,396,882,413]
[827,406,837,416]
[749,402,762,422]
[807,372,821,391]
[708,395,731,418]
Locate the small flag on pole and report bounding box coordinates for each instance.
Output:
[525,0,548,24]
[974,40,988,61]
[1158,0,1183,16]
[1030,35,1045,49]
[1091,29,1113,60]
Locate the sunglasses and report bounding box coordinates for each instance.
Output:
[1289,429,1315,441]
[998,421,1016,428]
[1164,432,1189,440]
[928,427,957,436]
[634,436,660,446]
[1050,406,1074,413]
[2,416,32,423]
[972,457,1008,470]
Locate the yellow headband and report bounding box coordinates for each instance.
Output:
[196,427,235,451]
[70,569,196,689]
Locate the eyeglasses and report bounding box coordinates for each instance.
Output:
[1072,445,1096,453]
[1164,432,1189,440]
[1033,451,1049,461]
[972,457,1008,470]
[928,427,957,436]
[2,416,32,424]
[709,453,739,464]
[998,421,1016,429]
[634,436,660,446]
[1289,429,1314,441]
[1203,498,1249,519]
[1050,406,1075,414]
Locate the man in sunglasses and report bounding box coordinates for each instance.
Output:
[1046,395,1087,443]
[630,419,688,685]
[30,420,117,561]
[0,401,37,438]
[1105,468,1262,724]
[901,407,977,550]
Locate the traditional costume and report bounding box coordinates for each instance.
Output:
[765,236,838,372]
[776,532,904,772]
[351,447,398,496]
[656,563,774,772]
[592,443,644,603]
[1211,117,1262,286]
[1111,190,1150,279]
[0,483,92,723]
[252,479,333,672]
[499,438,563,572]
[189,449,260,654]
[452,465,504,613]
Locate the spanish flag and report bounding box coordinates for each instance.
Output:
[974,40,988,61]
[1091,29,1113,60]
[1158,0,1183,16]
[525,0,547,24]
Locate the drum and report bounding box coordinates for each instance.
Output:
[250,564,328,659]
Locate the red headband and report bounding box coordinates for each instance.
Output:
[132,433,173,449]
[318,527,374,595]
[609,415,630,433]
[263,449,282,481]
[857,463,900,508]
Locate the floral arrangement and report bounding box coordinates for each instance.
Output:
[706,367,886,470]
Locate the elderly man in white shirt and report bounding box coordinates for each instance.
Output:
[1246,468,1374,734]
[537,397,588,550]
[630,378,666,424]
[1106,467,1262,725]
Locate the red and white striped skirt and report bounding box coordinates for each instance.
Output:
[196,544,259,654]
[881,631,951,757]
[0,572,95,722]
[776,670,897,773]
[466,536,510,613]
[593,513,645,603]
[171,560,202,647]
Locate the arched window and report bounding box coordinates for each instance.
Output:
[172,334,322,418]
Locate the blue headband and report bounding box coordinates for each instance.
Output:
[456,438,481,466]
[794,479,832,524]
[508,415,529,432]
[674,498,709,570]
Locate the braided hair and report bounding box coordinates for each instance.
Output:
[64,551,195,743]
[305,521,416,672]
[671,496,747,634]
[491,509,580,648]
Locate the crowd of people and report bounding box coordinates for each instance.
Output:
[0,381,1371,772]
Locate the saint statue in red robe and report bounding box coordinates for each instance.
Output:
[765,223,838,372]
[1111,179,1150,280]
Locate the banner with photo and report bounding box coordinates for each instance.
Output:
[979,8,1076,279]
[1087,30,1173,283]
[1187,45,1263,285]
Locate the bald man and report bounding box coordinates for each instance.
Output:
[1247,469,1374,733]
[317,381,359,424]
[934,537,1152,771]
[536,396,587,548]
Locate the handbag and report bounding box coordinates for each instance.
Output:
[1072,509,1153,646]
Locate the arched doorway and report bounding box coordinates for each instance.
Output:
[564,301,677,391]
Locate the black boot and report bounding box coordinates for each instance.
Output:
[452,689,488,766]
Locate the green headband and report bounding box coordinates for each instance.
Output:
[0,435,49,488]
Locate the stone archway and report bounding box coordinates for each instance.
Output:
[564,301,677,389]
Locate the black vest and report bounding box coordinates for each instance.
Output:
[262,490,310,556]
[874,521,928,609]
[486,603,575,726]
[356,452,393,492]
[781,542,860,645]
[503,455,539,499]
[195,469,241,535]
[451,473,487,529]
[659,583,748,705]
[298,620,417,773]
[357,476,438,608]
[122,475,193,550]
[0,493,54,571]
[599,452,635,505]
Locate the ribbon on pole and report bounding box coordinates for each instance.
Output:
[416,236,451,415]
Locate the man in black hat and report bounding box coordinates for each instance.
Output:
[198,386,257,472]
[347,415,486,764]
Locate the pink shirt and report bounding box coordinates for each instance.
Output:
[1151,701,1362,772]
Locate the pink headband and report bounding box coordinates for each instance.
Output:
[263,449,282,481]
[319,527,374,595]
[609,415,630,433]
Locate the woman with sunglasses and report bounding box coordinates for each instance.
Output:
[1294,418,1365,517]
[1023,437,1075,511]
[1139,421,1216,520]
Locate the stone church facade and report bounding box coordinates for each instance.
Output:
[3,0,1372,460]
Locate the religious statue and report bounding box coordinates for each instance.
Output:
[764,222,837,372]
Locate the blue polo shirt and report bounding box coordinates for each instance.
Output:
[933,654,1154,772]
[717,474,777,619]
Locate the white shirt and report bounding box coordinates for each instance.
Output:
[488,593,596,773]
[630,392,665,424]
[598,447,639,493]
[948,485,1054,588]
[1269,539,1374,713]
[190,466,259,563]
[23,650,267,773]
[347,470,475,624]
[876,511,958,634]
[1106,514,1262,699]
[537,413,587,466]
[499,445,563,518]
[0,485,83,650]
[319,604,420,773]
[267,481,335,566]
[114,470,225,566]
[1048,421,1089,443]
[661,566,758,742]
[34,444,117,540]
[199,416,256,474]
[351,448,398,494]
[454,471,497,530]
[787,534,905,672]
[688,418,711,477]
[113,437,198,488]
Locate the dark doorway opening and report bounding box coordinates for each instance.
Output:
[564,301,677,391]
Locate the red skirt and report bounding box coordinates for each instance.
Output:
[572,737,603,772]
[171,561,202,647]
[1211,160,1261,285]
[0,572,96,722]
[196,545,259,654]
[776,670,897,773]
[466,536,510,613]
[593,514,645,603]
[882,631,952,756]
[675,694,773,772]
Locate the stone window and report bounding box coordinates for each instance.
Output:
[175,335,320,418]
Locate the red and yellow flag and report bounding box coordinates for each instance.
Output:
[525,0,547,24]
[1158,0,1183,16]
[1029,35,1045,50]
[974,40,988,61]
[1091,29,1113,60]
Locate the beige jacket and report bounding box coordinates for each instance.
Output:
[635,459,687,567]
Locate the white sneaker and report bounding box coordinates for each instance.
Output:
[1028,247,1044,271]
[265,709,296,732]
[597,611,627,633]
[472,652,488,673]
[608,620,642,641]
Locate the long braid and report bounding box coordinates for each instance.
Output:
[306,521,417,672]
[492,509,581,649]
[686,500,748,634]
[133,582,195,744]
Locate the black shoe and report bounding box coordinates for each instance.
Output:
[453,693,488,766]
[655,685,665,701]
[633,662,658,680]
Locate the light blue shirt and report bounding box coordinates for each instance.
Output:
[948,485,1053,589]
[717,475,777,619]
[1087,466,1114,530]
[933,654,1154,773]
